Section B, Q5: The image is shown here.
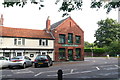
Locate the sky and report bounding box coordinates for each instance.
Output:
[0,0,118,43]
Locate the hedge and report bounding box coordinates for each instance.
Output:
[84,48,106,54]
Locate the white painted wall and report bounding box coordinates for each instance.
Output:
[0,37,54,49]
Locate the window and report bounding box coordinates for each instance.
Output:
[76,48,81,58]
[68,33,73,43]
[59,34,65,43]
[17,52,22,56]
[39,39,48,46]
[59,48,66,59]
[76,36,81,44]
[14,38,25,45]
[3,52,10,57]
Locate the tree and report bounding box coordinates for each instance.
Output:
[94,18,120,48]
[104,41,120,56]
[2,0,120,16]
[84,41,94,48]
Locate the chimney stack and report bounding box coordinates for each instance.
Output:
[0,14,4,26]
[46,16,51,32]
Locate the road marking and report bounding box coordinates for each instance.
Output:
[96,67,100,70]
[70,69,74,73]
[103,67,118,70]
[6,75,12,77]
[34,69,70,77]
[99,65,114,68]
[115,65,120,68]
[16,71,34,74]
[47,70,97,76]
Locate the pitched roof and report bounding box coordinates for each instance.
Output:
[51,17,68,30]
[0,26,54,39]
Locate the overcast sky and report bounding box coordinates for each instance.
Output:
[0,0,118,43]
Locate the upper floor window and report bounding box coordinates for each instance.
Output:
[76,36,81,44]
[39,39,48,46]
[59,34,65,43]
[68,33,73,44]
[14,38,25,45]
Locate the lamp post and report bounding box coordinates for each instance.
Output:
[91,47,93,57]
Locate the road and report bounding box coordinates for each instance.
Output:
[0,57,119,80]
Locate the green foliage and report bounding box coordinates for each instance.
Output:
[91,0,120,14]
[84,41,94,48]
[104,41,120,55]
[84,48,106,54]
[2,0,120,17]
[94,18,120,47]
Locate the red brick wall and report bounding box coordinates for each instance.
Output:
[52,17,84,61]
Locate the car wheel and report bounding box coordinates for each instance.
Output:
[47,63,50,67]
[50,62,53,66]
[9,66,13,69]
[22,63,26,69]
[34,64,38,68]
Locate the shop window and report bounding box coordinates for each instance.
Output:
[75,36,81,44]
[59,48,66,59]
[17,52,22,56]
[3,52,10,57]
[14,38,25,45]
[59,34,66,43]
[68,33,73,44]
[76,48,81,58]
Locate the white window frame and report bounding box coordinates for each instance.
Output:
[14,38,25,45]
[39,39,48,46]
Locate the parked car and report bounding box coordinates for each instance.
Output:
[34,55,53,67]
[9,56,32,69]
[0,56,10,68]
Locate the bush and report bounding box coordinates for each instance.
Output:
[84,48,106,54]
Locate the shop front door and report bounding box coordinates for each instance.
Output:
[68,49,73,61]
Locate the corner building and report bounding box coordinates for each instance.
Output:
[50,17,84,61]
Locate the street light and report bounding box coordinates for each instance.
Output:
[91,47,93,57]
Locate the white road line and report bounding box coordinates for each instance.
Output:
[70,69,74,73]
[96,67,100,70]
[115,65,120,68]
[34,72,42,77]
[47,70,97,76]
[34,69,70,77]
[104,67,118,70]
[99,65,114,68]
[16,71,34,74]
[6,75,12,77]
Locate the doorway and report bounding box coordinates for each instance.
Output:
[68,49,73,61]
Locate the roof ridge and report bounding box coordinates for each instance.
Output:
[51,17,69,30]
[1,26,44,31]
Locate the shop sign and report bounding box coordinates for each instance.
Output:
[62,44,78,47]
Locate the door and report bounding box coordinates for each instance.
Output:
[68,49,73,61]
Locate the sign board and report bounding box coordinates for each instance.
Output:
[62,44,78,47]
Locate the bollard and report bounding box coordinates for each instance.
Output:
[57,69,63,80]
[117,55,119,58]
[107,55,110,59]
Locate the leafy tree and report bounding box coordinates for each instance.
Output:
[84,41,95,48]
[94,18,120,47]
[2,0,120,16]
[104,41,120,56]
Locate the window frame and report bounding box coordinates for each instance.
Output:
[59,34,66,44]
[59,48,66,59]
[75,48,81,58]
[14,38,25,45]
[68,33,73,44]
[39,39,48,46]
[75,35,81,44]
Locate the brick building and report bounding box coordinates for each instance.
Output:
[47,17,84,61]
